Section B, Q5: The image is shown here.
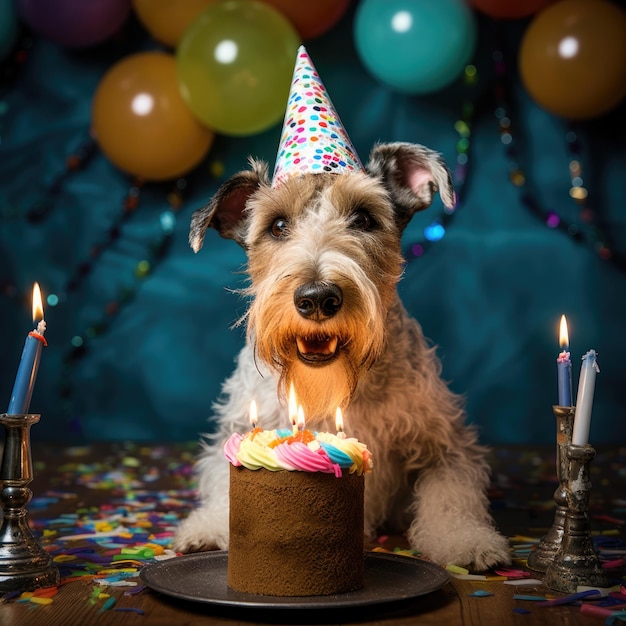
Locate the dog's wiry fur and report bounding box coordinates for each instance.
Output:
[175,142,511,570]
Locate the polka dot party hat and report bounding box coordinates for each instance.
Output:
[271,45,364,188]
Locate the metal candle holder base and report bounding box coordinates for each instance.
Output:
[527,405,575,572]
[544,443,608,593]
[0,414,59,592]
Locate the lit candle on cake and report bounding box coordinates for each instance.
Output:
[296,405,305,433]
[288,383,298,434]
[335,407,346,439]
[249,399,261,435]
[572,350,599,446]
[7,283,47,415]
[557,314,572,407]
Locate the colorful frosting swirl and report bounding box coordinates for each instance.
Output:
[224,428,372,477]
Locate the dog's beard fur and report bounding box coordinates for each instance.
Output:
[246,269,388,423]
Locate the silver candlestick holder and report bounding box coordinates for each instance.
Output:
[527,405,575,572]
[0,413,60,592]
[543,442,608,593]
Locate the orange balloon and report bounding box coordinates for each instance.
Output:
[519,0,626,120]
[132,0,216,48]
[471,0,555,19]
[92,51,214,180]
[259,0,350,40]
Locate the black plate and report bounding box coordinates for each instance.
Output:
[140,550,450,610]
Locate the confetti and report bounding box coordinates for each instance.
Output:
[98,596,116,612]
[495,568,531,579]
[536,589,601,607]
[114,607,145,615]
[29,597,53,605]
[504,579,543,586]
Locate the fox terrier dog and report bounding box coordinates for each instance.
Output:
[173,141,510,571]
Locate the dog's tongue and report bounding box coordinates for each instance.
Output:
[296,336,338,357]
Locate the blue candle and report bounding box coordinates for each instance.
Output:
[572,350,599,446]
[7,283,47,415]
[557,314,572,407]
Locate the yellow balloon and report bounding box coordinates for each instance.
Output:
[92,51,214,180]
[132,0,216,48]
[519,0,626,120]
[176,0,300,136]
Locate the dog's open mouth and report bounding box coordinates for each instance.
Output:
[296,336,339,365]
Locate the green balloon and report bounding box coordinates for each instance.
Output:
[176,0,301,136]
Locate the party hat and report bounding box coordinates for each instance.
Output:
[272,45,364,188]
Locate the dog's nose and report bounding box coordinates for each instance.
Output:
[294,282,343,320]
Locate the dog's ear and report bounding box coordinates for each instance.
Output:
[365,142,455,231]
[189,159,269,252]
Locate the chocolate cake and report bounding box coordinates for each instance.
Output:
[228,464,365,596]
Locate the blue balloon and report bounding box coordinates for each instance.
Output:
[0,0,19,62]
[354,0,477,94]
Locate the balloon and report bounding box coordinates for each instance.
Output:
[176,0,300,136]
[259,0,350,40]
[519,0,626,120]
[132,0,216,48]
[354,0,477,94]
[17,0,131,48]
[92,52,214,180]
[471,0,556,20]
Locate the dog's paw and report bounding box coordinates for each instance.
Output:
[173,508,228,554]
[172,534,221,554]
[409,523,511,572]
[462,528,512,571]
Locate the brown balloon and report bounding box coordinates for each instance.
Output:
[92,51,213,180]
[519,0,626,120]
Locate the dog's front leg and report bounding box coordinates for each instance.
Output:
[173,444,231,553]
[406,449,511,571]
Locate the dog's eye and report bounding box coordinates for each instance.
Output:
[270,218,289,238]
[349,210,375,231]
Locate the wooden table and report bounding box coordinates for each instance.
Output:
[0,442,623,626]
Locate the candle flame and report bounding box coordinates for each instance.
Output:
[249,400,258,428]
[297,405,305,431]
[335,407,344,433]
[288,383,298,427]
[559,314,569,350]
[32,282,44,322]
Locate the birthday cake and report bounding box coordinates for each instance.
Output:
[224,427,372,596]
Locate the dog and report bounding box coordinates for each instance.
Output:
[173,141,511,571]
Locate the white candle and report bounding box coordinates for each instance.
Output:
[572,350,600,446]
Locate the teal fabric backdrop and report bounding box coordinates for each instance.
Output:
[1,3,625,443]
